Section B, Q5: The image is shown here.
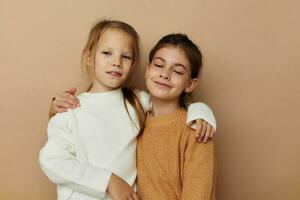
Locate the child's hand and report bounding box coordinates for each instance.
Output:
[195,119,215,143]
[50,87,80,115]
[107,173,139,200]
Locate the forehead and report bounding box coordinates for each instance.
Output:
[153,46,190,67]
[98,28,134,50]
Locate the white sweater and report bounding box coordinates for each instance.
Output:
[39,88,216,200]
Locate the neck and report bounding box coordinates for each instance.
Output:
[89,82,116,93]
[151,97,180,117]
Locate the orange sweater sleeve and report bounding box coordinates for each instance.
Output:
[181,130,216,200]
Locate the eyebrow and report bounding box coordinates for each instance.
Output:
[154,56,187,69]
[100,46,133,54]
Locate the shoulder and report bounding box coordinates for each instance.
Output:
[180,128,214,163]
[48,109,75,130]
[76,93,91,102]
[180,112,214,150]
[187,102,217,130]
[131,88,151,111]
[188,102,212,110]
[134,89,150,101]
[182,126,214,152]
[49,110,71,123]
[165,109,191,137]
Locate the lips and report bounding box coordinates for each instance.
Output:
[153,80,172,88]
[106,71,122,77]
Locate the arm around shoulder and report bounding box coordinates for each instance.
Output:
[135,89,152,112]
[187,102,217,130]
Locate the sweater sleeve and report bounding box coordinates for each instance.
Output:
[186,102,217,130]
[39,111,112,198]
[181,130,216,200]
[136,90,152,112]
[137,90,217,130]
[135,90,217,131]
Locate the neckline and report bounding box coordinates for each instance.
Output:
[80,88,122,100]
[146,108,186,127]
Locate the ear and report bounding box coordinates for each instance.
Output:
[82,49,93,66]
[184,78,198,93]
[82,49,91,58]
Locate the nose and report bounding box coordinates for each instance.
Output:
[112,56,122,68]
[159,68,170,80]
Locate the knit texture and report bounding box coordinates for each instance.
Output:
[137,108,216,200]
[40,89,149,200]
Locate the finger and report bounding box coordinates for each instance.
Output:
[61,92,79,102]
[50,106,57,115]
[128,195,134,200]
[195,119,203,138]
[198,121,207,143]
[61,92,80,106]
[187,121,192,126]
[66,87,77,95]
[210,128,215,138]
[203,124,212,143]
[55,96,79,107]
[55,107,68,113]
[132,193,139,200]
[54,99,74,109]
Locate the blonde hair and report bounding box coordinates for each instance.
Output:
[82,20,145,132]
[82,20,140,86]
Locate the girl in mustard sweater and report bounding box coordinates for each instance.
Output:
[137,34,215,200]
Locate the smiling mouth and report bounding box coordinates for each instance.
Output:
[107,71,122,77]
[153,80,172,88]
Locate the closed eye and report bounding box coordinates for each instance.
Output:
[102,51,112,55]
[154,64,163,68]
[174,70,184,75]
[173,66,185,75]
[122,55,132,60]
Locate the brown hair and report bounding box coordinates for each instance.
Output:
[82,20,145,132]
[149,33,203,107]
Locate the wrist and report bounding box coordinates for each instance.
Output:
[107,173,116,192]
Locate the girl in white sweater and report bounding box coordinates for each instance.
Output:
[39,20,216,200]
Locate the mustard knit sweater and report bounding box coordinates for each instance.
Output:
[137,108,216,200]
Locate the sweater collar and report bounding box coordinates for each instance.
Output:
[145,108,186,127]
[80,88,122,101]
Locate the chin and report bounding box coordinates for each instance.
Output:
[105,80,124,89]
[149,90,170,100]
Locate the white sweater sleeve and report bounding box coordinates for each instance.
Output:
[135,90,217,130]
[186,102,217,131]
[39,112,112,198]
[136,90,152,112]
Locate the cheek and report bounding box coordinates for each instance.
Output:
[94,57,104,69]
[93,67,102,79]
[148,66,161,77]
[173,75,190,88]
[145,69,154,85]
[145,70,151,83]
[94,52,103,63]
[93,64,106,78]
[124,62,133,73]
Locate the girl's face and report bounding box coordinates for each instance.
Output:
[145,46,198,102]
[90,28,134,92]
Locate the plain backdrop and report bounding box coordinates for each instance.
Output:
[0,0,299,199]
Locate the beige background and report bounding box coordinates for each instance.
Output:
[1,0,299,199]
